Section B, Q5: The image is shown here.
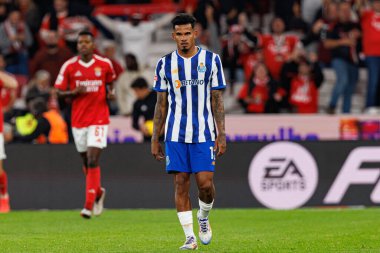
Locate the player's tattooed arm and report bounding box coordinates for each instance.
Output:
[151,91,168,161]
[211,90,226,157]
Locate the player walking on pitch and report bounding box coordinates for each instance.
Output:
[55,31,116,219]
[151,14,227,250]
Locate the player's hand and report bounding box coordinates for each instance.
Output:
[72,86,86,96]
[214,133,226,157]
[107,92,116,100]
[151,141,165,161]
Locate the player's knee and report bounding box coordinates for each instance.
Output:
[175,177,189,193]
[198,181,213,195]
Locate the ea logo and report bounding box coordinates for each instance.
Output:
[248,142,318,209]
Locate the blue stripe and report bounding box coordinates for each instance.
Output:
[191,53,199,143]
[164,54,175,141]
[203,51,213,141]
[154,59,163,90]
[178,56,187,142]
[214,55,225,89]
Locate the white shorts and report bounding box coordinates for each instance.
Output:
[72,125,108,153]
[0,134,6,160]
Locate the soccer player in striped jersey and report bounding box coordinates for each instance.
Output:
[151,14,226,250]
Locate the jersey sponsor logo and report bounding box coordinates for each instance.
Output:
[248,142,318,209]
[174,79,205,89]
[74,70,82,77]
[75,80,102,92]
[324,147,380,204]
[197,62,207,73]
[171,68,179,74]
[94,67,102,77]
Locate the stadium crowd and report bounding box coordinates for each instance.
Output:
[0,0,379,143]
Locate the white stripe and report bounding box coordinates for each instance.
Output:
[184,59,193,143]
[217,54,227,86]
[159,57,167,90]
[207,54,215,141]
[58,56,78,75]
[170,52,181,142]
[197,50,206,142]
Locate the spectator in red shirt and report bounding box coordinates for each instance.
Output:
[289,59,320,113]
[238,63,281,113]
[357,0,380,108]
[244,17,301,80]
[39,0,96,53]
[30,30,73,86]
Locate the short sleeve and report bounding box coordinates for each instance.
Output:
[153,58,167,92]
[54,63,70,91]
[210,54,227,90]
[106,61,116,83]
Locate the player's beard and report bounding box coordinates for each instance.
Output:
[180,47,189,54]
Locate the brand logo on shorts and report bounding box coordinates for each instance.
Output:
[166,156,170,166]
[248,142,318,209]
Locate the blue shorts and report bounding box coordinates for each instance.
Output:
[165,141,216,174]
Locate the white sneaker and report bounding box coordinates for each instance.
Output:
[179,236,198,250]
[93,188,106,216]
[197,211,212,245]
[80,208,92,219]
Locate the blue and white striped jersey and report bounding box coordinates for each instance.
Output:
[153,47,226,143]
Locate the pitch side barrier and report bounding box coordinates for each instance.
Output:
[6,141,380,210]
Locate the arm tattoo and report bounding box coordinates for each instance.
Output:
[211,90,225,136]
[152,92,168,142]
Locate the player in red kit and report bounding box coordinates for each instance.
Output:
[54,31,116,219]
[0,69,18,213]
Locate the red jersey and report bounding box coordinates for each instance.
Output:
[259,34,299,80]
[0,80,3,132]
[289,76,318,113]
[54,54,116,128]
[361,10,380,56]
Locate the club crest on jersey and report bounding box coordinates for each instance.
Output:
[197,63,206,73]
[94,67,102,77]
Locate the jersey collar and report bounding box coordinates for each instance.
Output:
[176,46,202,60]
[78,57,95,68]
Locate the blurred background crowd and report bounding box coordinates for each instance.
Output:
[0,0,379,143]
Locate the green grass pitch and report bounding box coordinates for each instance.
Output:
[0,208,379,252]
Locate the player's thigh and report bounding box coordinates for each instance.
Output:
[87,125,108,149]
[0,133,6,161]
[165,141,191,174]
[0,133,5,172]
[72,127,88,153]
[189,141,215,173]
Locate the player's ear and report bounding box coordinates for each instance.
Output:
[171,32,176,41]
[193,28,199,38]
